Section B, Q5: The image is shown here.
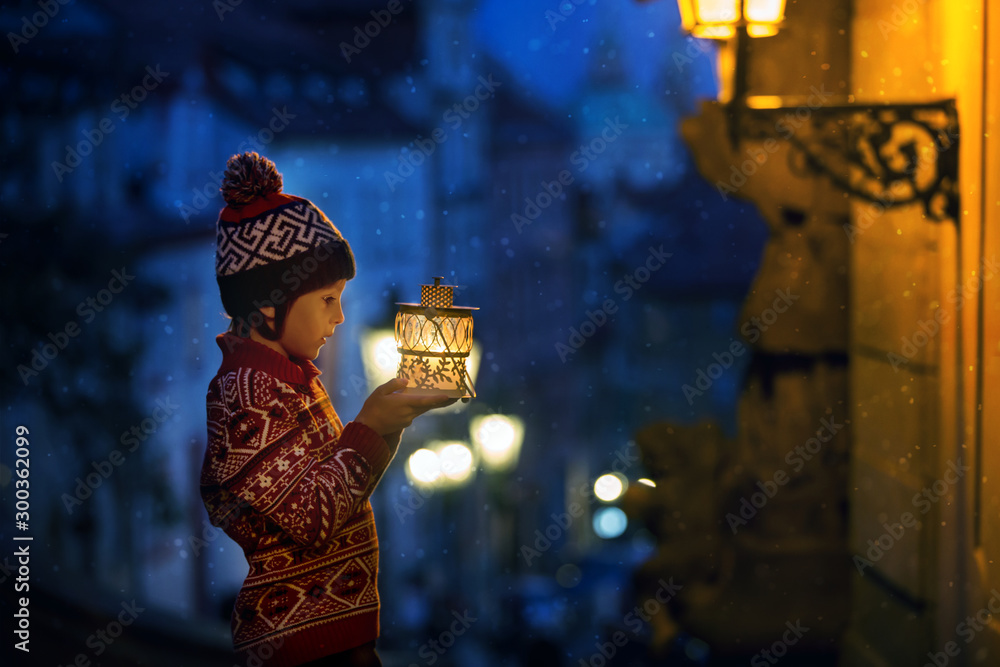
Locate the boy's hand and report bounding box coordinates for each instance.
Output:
[354,378,457,441]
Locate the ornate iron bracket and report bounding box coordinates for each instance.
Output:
[730,97,959,222]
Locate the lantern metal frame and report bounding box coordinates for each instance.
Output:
[395,276,478,399]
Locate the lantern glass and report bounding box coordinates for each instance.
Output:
[399,312,473,354]
[395,277,478,398]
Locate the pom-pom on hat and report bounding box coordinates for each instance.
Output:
[215,152,346,278]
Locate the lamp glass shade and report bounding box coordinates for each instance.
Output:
[693,24,736,39]
[677,0,783,39]
[744,0,785,24]
[395,277,478,398]
[746,23,779,37]
[696,0,740,24]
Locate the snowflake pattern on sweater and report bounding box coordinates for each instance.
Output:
[200,333,391,667]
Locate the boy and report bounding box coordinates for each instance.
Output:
[200,152,453,666]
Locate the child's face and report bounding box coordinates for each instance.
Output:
[275,279,347,360]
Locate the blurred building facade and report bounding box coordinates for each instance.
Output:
[672,0,999,664]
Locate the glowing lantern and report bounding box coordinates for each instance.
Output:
[676,0,785,39]
[395,277,477,399]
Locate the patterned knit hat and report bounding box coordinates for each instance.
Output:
[215,152,346,277]
[214,152,355,338]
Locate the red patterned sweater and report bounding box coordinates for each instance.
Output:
[200,333,392,666]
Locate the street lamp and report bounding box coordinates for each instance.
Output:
[676,0,786,39]
[470,414,524,472]
[395,277,478,399]
[406,440,476,490]
[360,328,401,392]
[675,0,784,106]
[594,472,628,502]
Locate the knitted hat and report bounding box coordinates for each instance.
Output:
[214,152,355,338]
[215,152,347,277]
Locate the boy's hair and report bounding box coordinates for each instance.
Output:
[213,152,356,340]
[218,237,355,340]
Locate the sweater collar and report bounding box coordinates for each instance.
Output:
[215,333,321,385]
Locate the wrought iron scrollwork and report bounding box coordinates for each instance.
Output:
[736,99,959,222]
